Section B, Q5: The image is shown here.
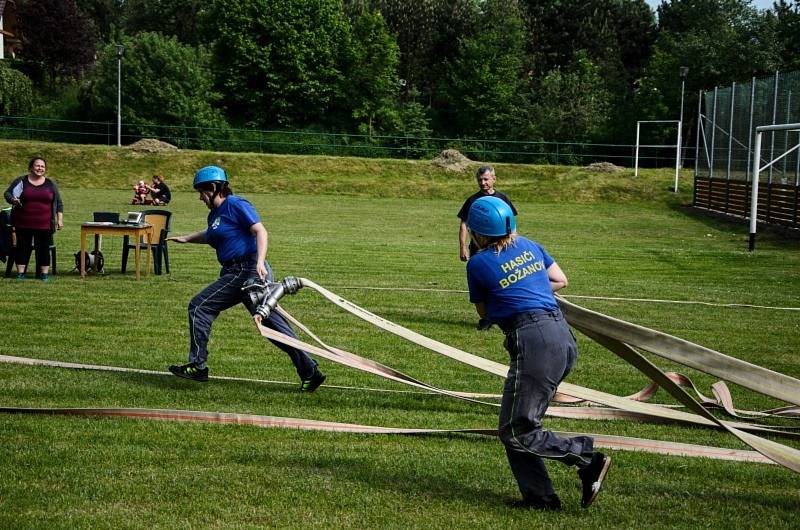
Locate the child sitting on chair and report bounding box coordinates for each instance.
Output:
[131,180,148,204]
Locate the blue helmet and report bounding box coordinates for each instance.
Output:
[193,165,228,189]
[467,196,516,237]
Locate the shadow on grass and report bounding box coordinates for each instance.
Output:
[246,448,512,508]
[670,203,800,248]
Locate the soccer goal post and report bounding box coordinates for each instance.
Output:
[748,122,800,251]
[635,120,682,191]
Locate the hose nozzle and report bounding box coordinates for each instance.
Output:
[254,276,303,321]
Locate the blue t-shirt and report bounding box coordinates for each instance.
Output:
[205,195,261,263]
[466,236,557,321]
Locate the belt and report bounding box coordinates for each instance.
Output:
[498,309,562,334]
[220,253,258,267]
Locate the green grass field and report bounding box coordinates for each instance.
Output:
[1,141,799,528]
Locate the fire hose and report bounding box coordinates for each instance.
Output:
[2,277,799,472]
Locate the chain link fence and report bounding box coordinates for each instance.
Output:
[0,114,686,168]
[694,71,800,231]
[697,70,800,184]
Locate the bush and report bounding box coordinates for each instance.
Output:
[79,32,229,146]
[0,62,35,115]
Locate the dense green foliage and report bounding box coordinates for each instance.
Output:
[0,140,798,528]
[121,0,208,46]
[0,62,34,116]
[16,0,96,87]
[529,51,611,142]
[3,0,800,145]
[442,0,529,139]
[343,6,402,135]
[79,33,228,140]
[771,0,800,70]
[211,0,352,129]
[639,0,781,135]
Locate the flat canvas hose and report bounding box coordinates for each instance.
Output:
[287,278,800,473]
[1,277,798,473]
[0,404,775,465]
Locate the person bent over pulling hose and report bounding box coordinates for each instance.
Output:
[465,196,611,510]
[166,165,326,392]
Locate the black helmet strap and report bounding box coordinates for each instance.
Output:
[209,181,228,203]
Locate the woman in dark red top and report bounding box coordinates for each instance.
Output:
[4,157,64,281]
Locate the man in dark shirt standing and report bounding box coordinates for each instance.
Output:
[457,165,517,261]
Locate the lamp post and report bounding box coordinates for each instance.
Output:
[116,43,124,147]
[674,66,689,192]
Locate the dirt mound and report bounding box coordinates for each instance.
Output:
[432,149,473,172]
[127,138,178,152]
[586,161,624,173]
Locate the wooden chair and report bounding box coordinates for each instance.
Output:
[121,209,172,275]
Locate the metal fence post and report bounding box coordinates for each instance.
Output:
[727,82,735,180]
[784,92,792,180]
[694,90,702,177]
[710,87,718,178]
[635,122,641,176]
[749,129,762,251]
[746,77,756,182]
[769,71,779,183]
[796,130,800,186]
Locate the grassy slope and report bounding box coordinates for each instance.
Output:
[1,140,798,529]
[0,139,691,203]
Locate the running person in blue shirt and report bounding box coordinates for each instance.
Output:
[167,165,326,391]
[465,196,610,510]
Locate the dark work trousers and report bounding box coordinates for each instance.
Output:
[498,309,594,499]
[187,258,318,380]
[14,228,52,271]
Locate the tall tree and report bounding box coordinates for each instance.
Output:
[75,0,124,43]
[440,0,529,139]
[342,4,402,135]
[771,0,800,71]
[520,0,655,84]
[377,0,479,104]
[17,0,96,87]
[211,0,351,129]
[121,0,210,46]
[79,32,228,142]
[638,0,780,135]
[528,51,611,142]
[519,1,656,141]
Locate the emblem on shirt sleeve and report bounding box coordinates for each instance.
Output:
[211,217,221,229]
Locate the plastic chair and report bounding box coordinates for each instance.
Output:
[2,207,57,277]
[121,209,172,275]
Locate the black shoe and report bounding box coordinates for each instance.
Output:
[169,362,209,382]
[578,452,611,508]
[300,368,326,393]
[509,494,562,511]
